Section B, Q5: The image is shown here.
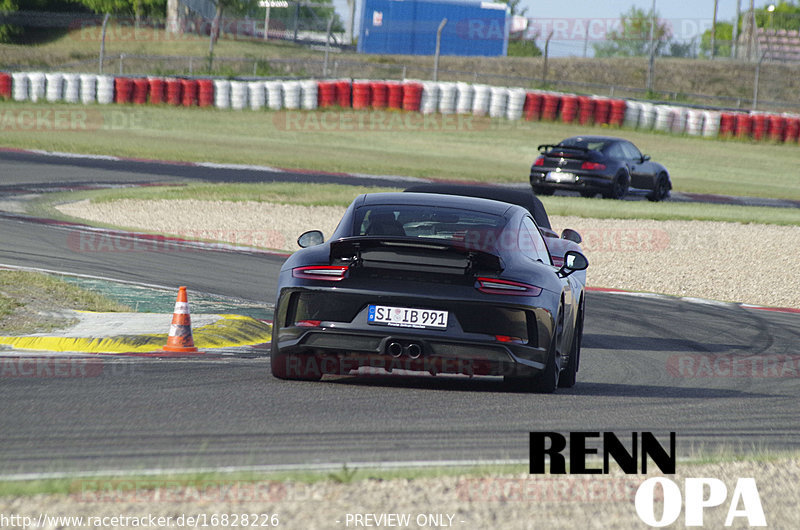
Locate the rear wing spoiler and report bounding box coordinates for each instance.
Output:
[329,236,504,275]
[537,144,591,153]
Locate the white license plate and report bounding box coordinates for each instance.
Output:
[368,305,448,330]
[545,171,576,183]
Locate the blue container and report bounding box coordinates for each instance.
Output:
[358,0,509,56]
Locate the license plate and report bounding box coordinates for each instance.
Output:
[368,305,448,330]
[545,171,576,183]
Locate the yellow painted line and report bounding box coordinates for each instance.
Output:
[0,314,272,354]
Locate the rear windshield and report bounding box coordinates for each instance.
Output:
[557,138,609,152]
[353,205,507,249]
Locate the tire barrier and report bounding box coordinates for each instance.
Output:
[230,80,248,110]
[609,99,627,127]
[653,105,673,132]
[438,82,457,115]
[751,114,768,141]
[593,97,610,125]
[524,92,543,121]
[114,77,133,104]
[12,72,28,101]
[506,88,526,121]
[265,81,282,110]
[300,80,317,110]
[28,72,46,103]
[386,82,403,110]
[283,81,301,109]
[0,72,11,99]
[45,73,63,102]
[402,81,422,112]
[6,70,800,146]
[623,101,640,128]
[455,82,473,114]
[352,80,371,109]
[197,79,214,107]
[248,81,265,110]
[181,79,198,107]
[577,96,594,125]
[471,84,490,116]
[318,80,337,108]
[488,86,507,118]
[336,80,351,108]
[541,93,560,121]
[419,82,439,115]
[132,78,149,105]
[213,80,230,109]
[164,78,181,106]
[719,112,736,137]
[638,102,656,130]
[702,110,721,137]
[370,81,388,109]
[560,94,578,123]
[686,109,704,136]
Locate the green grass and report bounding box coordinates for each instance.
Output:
[2,101,800,201]
[37,182,800,228]
[0,270,130,335]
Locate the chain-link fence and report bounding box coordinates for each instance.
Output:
[4,11,800,112]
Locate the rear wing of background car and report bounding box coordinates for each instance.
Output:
[537,144,591,154]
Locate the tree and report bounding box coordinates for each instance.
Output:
[754,1,800,31]
[498,0,527,17]
[593,6,671,57]
[700,21,732,57]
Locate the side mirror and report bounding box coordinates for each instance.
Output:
[560,228,582,244]
[641,154,651,162]
[558,250,588,277]
[297,230,324,248]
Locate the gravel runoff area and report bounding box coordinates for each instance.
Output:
[3,460,798,529]
[58,199,800,309]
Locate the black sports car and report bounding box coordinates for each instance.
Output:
[271,192,588,393]
[529,136,671,201]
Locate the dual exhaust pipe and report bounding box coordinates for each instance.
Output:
[387,341,423,359]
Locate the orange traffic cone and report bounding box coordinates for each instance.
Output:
[163,286,200,353]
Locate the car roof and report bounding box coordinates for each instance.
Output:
[358,192,519,217]
[403,183,551,229]
[560,135,628,143]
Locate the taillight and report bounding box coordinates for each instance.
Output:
[476,277,543,296]
[495,335,526,344]
[581,161,606,170]
[533,157,545,166]
[295,320,321,327]
[292,265,349,281]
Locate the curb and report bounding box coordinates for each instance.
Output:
[0,313,272,354]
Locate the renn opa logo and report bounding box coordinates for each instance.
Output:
[530,432,766,527]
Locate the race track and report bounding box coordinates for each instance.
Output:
[1,152,799,476]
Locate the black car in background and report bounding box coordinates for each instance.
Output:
[530,136,671,201]
[271,192,588,393]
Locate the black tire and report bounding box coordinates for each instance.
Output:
[603,172,629,200]
[532,186,555,196]
[558,299,584,389]
[647,173,670,202]
[579,191,597,198]
[270,345,323,381]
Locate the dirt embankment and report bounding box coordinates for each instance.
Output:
[57,199,800,309]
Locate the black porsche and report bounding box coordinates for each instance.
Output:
[270,192,588,393]
[530,135,671,201]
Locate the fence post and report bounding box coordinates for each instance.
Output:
[119,53,125,75]
[433,18,447,82]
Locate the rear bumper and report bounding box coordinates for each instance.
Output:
[274,327,548,377]
[530,169,612,193]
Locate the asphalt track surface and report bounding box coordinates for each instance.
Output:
[1,152,799,475]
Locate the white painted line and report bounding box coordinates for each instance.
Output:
[26,149,120,161]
